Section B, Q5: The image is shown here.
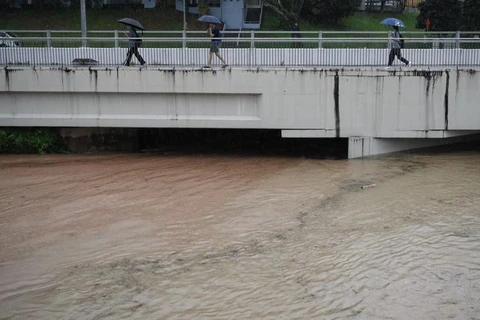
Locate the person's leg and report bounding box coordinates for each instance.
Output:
[207,51,214,66]
[124,48,134,66]
[210,45,219,65]
[215,52,227,65]
[393,48,400,61]
[397,49,409,65]
[134,47,146,65]
[204,45,214,67]
[388,48,395,66]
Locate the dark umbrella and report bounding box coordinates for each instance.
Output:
[380,18,406,28]
[118,18,145,30]
[197,15,222,24]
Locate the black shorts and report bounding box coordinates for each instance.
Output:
[210,43,220,53]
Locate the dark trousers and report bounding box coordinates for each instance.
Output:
[388,48,408,66]
[124,47,145,66]
[291,34,303,48]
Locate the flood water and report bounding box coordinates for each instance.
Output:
[0,148,479,319]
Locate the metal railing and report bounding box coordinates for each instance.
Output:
[1,32,480,67]
[3,30,480,46]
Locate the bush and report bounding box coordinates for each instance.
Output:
[416,0,462,31]
[462,0,480,31]
[305,0,361,25]
[0,128,65,154]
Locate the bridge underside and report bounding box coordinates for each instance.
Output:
[1,66,479,158]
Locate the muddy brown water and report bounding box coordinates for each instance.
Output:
[0,151,479,319]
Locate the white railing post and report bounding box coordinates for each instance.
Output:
[182,30,187,66]
[46,30,52,48]
[4,31,480,68]
[250,30,255,67]
[114,30,119,48]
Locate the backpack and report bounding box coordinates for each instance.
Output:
[399,33,405,49]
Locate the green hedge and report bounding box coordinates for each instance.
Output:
[0,128,66,154]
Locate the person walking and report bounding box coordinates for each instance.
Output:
[124,26,146,66]
[204,23,228,68]
[291,22,302,48]
[386,26,409,68]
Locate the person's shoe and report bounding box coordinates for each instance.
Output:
[406,61,411,67]
[221,64,229,68]
[203,65,211,68]
[385,66,392,69]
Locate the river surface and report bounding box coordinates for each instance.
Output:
[0,150,479,319]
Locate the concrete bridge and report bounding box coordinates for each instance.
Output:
[1,66,479,158]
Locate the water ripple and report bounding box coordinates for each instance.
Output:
[0,153,479,319]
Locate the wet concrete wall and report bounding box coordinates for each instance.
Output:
[0,67,479,157]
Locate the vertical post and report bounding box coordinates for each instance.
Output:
[114,30,119,48]
[250,30,255,67]
[46,30,52,48]
[455,31,460,49]
[80,0,87,47]
[318,31,323,48]
[182,30,186,67]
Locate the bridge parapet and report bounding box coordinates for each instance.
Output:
[1,33,480,68]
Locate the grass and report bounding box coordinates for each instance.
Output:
[0,6,213,33]
[0,6,426,49]
[336,11,420,31]
[257,9,421,32]
[0,6,422,32]
[254,9,422,48]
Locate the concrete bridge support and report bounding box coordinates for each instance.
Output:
[347,133,480,158]
[1,66,479,158]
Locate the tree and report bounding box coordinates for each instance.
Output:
[462,0,480,31]
[416,0,462,31]
[263,0,306,30]
[305,0,361,25]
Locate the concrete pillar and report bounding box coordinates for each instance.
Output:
[348,136,477,159]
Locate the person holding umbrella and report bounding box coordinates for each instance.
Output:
[118,18,146,66]
[198,15,228,68]
[381,18,410,68]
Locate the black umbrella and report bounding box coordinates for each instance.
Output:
[197,15,222,24]
[118,18,145,31]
